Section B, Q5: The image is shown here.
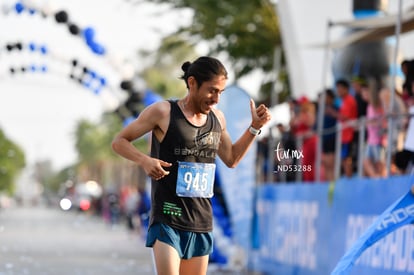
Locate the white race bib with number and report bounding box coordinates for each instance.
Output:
[176,161,216,198]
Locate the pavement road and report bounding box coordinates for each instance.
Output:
[0,204,254,275]
[0,205,154,275]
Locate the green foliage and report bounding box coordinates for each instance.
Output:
[0,128,25,194]
[140,35,199,99]
[73,112,149,166]
[33,160,59,193]
[145,0,281,79]
[47,113,147,193]
[74,113,125,164]
[47,166,76,193]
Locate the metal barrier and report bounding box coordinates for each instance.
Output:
[268,112,413,183]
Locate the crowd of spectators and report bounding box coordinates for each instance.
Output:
[265,60,414,183]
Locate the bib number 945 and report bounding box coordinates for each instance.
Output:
[176,162,215,198]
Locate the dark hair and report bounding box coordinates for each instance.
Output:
[335,78,350,89]
[325,88,335,99]
[180,56,228,89]
[401,59,411,67]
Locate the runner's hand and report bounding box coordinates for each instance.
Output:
[142,157,172,180]
[250,98,271,129]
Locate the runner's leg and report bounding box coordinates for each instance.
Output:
[179,255,209,275]
[152,240,181,275]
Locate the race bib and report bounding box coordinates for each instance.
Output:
[176,161,216,198]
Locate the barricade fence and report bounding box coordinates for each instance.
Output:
[249,174,414,275]
[249,110,414,274]
[267,112,414,183]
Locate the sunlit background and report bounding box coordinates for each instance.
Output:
[2,0,414,274]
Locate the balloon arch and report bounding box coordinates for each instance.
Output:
[1,1,161,126]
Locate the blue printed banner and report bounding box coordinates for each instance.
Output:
[332,187,414,275]
[216,85,256,250]
[251,175,414,275]
[251,183,331,275]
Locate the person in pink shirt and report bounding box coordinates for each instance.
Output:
[361,80,385,178]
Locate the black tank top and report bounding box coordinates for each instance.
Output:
[149,100,222,232]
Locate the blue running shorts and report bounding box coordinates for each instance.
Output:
[146,223,213,259]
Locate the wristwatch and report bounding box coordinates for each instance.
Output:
[249,126,261,136]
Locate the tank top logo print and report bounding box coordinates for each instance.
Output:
[194,131,221,149]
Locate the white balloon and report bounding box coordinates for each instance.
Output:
[107,52,124,73]
[21,0,35,9]
[133,77,146,92]
[121,63,135,79]
[1,3,11,15]
[41,1,57,16]
[100,90,122,111]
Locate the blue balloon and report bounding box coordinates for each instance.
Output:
[29,8,36,15]
[143,89,163,106]
[28,42,36,51]
[30,64,36,72]
[41,65,47,73]
[83,27,95,42]
[90,43,106,55]
[88,70,97,78]
[93,88,101,95]
[14,2,24,14]
[40,45,48,55]
[83,81,91,89]
[99,77,107,86]
[83,27,107,55]
[123,116,136,127]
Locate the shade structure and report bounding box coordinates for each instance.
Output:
[324,8,414,49]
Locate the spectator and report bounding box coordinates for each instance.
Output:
[256,136,270,183]
[394,104,414,174]
[137,188,151,235]
[362,79,385,178]
[401,59,414,101]
[351,75,368,119]
[290,98,317,182]
[351,76,369,166]
[320,89,337,182]
[275,123,297,182]
[327,79,358,177]
[124,186,142,234]
[379,85,408,152]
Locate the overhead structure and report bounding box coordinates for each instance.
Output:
[325,8,414,49]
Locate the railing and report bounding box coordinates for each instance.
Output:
[265,112,414,183]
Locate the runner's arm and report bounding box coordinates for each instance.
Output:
[217,99,271,168]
